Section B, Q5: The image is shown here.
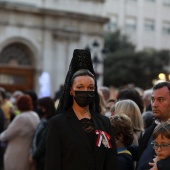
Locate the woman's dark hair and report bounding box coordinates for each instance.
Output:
[142,111,154,129]
[37,97,56,119]
[16,94,33,111]
[0,88,6,99]
[24,90,38,112]
[117,88,144,113]
[71,69,95,85]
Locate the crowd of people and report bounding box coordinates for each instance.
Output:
[0,49,170,170]
[0,89,56,170]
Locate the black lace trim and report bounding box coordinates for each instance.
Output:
[80,118,94,133]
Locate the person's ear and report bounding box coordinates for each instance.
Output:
[70,88,73,95]
[116,133,123,142]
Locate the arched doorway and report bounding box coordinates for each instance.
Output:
[0,42,35,92]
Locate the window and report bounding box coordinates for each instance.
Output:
[163,0,170,6]
[0,43,33,66]
[107,15,118,31]
[0,43,34,92]
[162,22,170,34]
[125,17,136,31]
[144,48,155,54]
[146,0,155,2]
[144,19,155,31]
[80,0,105,2]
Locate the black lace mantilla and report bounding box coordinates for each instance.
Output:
[56,49,100,114]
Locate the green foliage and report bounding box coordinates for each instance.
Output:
[103,31,170,89]
[104,30,135,53]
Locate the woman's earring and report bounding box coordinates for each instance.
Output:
[70,92,73,95]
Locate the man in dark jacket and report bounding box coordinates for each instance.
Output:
[136,81,170,170]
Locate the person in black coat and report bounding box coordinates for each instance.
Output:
[29,97,56,170]
[136,81,170,170]
[44,49,118,170]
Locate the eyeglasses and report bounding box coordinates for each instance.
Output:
[151,141,170,150]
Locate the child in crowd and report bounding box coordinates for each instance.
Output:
[109,114,134,170]
[149,121,170,170]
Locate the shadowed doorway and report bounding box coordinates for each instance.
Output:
[0,42,35,92]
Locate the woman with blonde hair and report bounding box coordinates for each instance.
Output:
[98,90,106,116]
[114,99,143,146]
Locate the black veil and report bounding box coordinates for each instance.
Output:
[56,49,101,114]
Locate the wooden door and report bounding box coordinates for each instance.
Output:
[0,42,35,92]
[0,66,34,92]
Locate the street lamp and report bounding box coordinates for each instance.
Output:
[158,73,166,81]
[92,40,99,48]
[85,40,102,80]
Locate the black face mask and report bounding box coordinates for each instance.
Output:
[74,91,95,107]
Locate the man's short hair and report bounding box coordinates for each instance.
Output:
[153,81,170,91]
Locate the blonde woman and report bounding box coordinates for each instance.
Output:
[114,99,144,146]
[98,90,106,116]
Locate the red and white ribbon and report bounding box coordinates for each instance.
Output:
[95,130,112,148]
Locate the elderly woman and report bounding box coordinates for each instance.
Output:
[0,94,40,170]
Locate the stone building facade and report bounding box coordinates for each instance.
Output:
[1,0,170,96]
[0,0,108,96]
[104,0,170,51]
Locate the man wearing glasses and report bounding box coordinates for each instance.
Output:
[136,81,170,170]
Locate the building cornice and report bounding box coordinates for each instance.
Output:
[0,1,109,24]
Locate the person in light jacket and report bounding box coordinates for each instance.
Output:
[0,94,40,170]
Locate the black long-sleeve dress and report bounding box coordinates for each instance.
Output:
[44,107,118,170]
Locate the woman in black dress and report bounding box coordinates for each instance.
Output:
[44,49,118,170]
